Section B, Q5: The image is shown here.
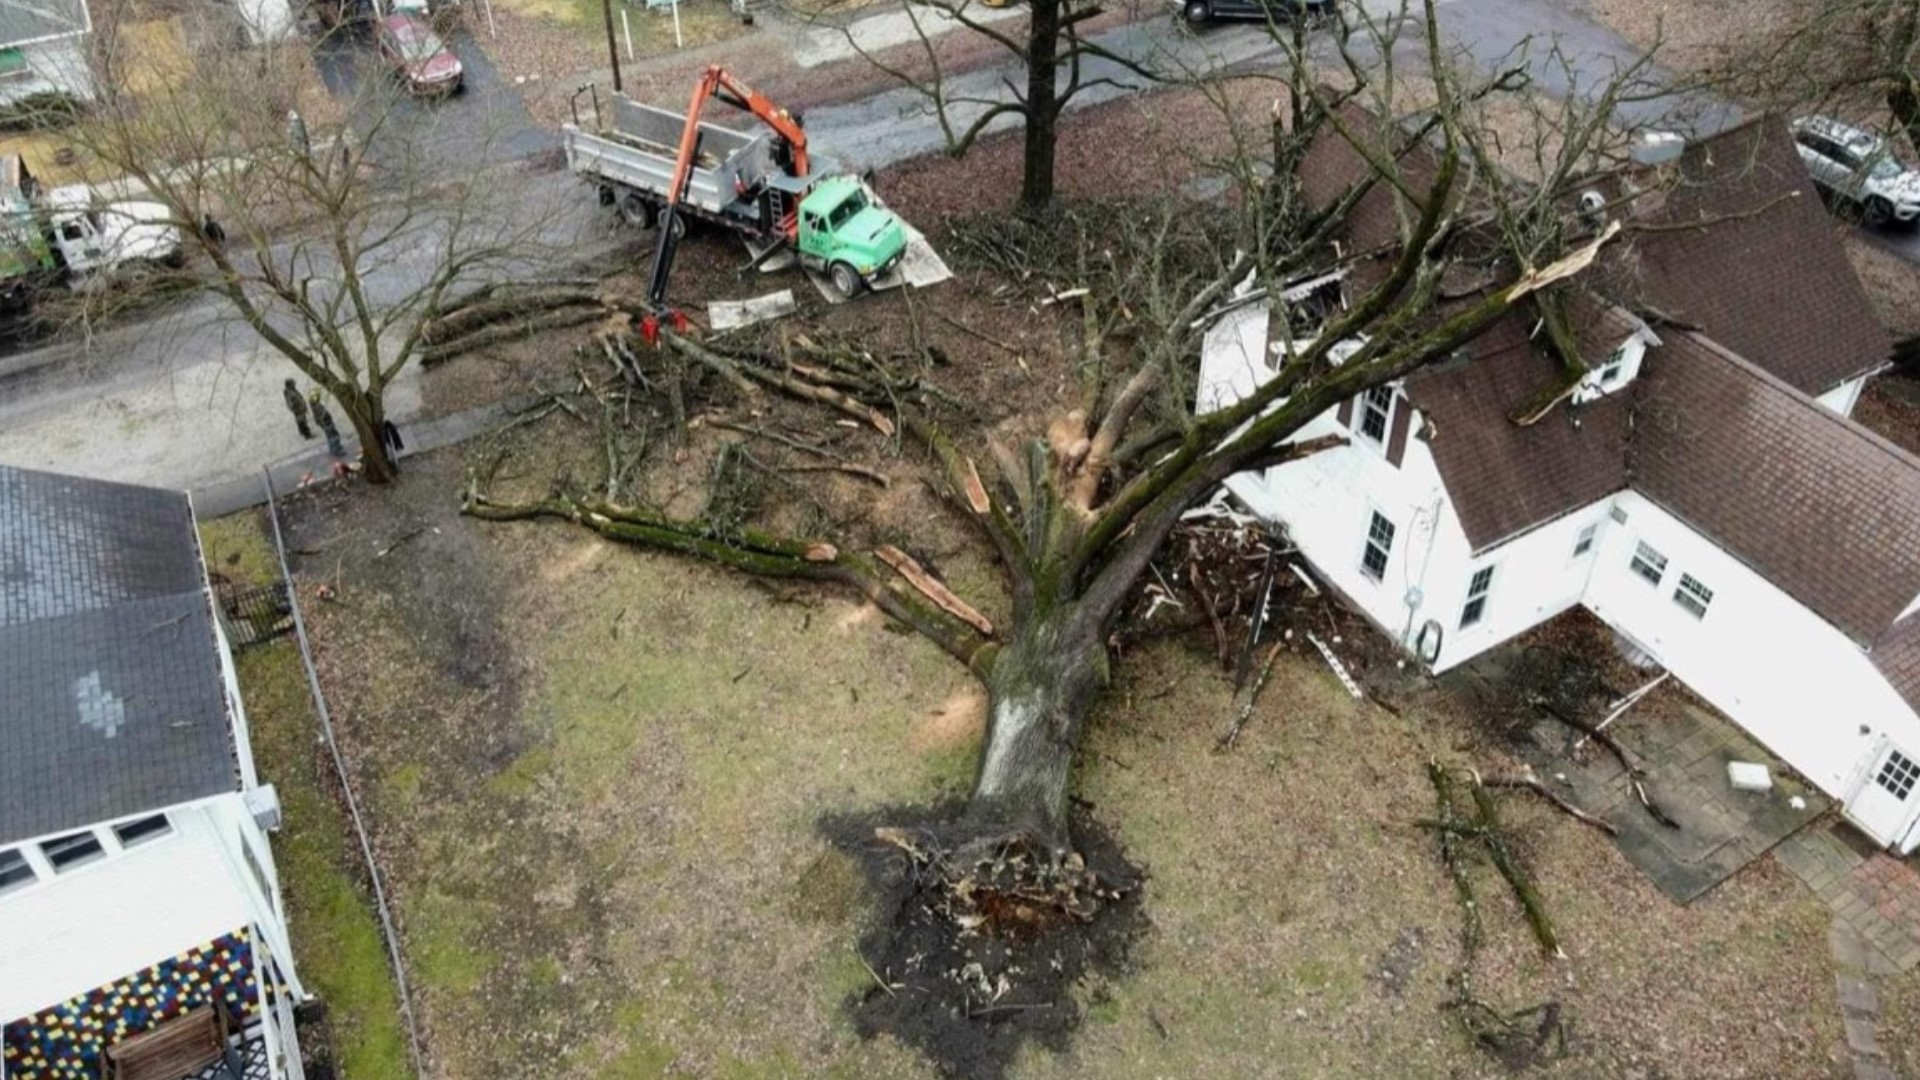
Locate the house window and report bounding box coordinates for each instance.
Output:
[240,831,274,907]
[1876,750,1918,801]
[1572,523,1597,558]
[1672,573,1713,619]
[113,814,172,848]
[1629,541,1667,586]
[1460,566,1495,628]
[1361,511,1395,580]
[0,847,35,895]
[1597,347,1626,386]
[40,830,105,872]
[1358,385,1393,442]
[0,49,28,80]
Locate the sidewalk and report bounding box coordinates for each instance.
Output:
[190,394,538,518]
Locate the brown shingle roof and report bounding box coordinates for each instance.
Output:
[1632,334,1920,644]
[1594,117,1891,395]
[1875,616,1920,714]
[1403,298,1639,551]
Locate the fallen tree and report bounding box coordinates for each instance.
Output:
[460,2,1656,1068]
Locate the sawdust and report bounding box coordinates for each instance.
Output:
[537,535,615,582]
[909,687,987,752]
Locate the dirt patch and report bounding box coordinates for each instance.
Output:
[828,809,1147,1080]
[1843,233,1920,341]
[1856,374,1920,456]
[910,688,987,752]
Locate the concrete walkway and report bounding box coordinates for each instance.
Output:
[189,394,537,519]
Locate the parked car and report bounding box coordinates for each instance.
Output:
[1178,0,1332,27]
[376,14,462,97]
[1790,115,1920,229]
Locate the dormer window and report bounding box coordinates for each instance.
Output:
[1573,337,1648,404]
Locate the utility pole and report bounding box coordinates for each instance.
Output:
[602,0,623,92]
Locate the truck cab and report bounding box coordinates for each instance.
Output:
[42,189,184,280]
[795,177,907,298]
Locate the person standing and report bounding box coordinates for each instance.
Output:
[282,378,313,439]
[380,418,404,456]
[309,390,345,458]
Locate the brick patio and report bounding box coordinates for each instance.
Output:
[1777,824,1920,974]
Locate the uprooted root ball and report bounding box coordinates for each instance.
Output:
[824,809,1147,1080]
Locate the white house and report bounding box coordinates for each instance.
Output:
[0,0,93,108]
[0,466,308,1080]
[1199,115,1920,854]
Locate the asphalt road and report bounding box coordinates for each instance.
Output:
[0,0,1871,494]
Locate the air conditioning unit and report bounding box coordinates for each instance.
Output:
[245,784,283,831]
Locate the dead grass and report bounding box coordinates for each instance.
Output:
[1843,233,1920,341]
[285,421,1847,1080]
[1580,0,1795,79]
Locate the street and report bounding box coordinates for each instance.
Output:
[0,0,1855,497]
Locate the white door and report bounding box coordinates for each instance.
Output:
[1847,738,1920,848]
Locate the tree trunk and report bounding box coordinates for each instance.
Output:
[964,606,1106,853]
[1020,0,1062,210]
[340,389,398,484]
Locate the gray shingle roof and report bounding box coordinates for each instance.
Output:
[0,466,238,847]
[0,0,88,48]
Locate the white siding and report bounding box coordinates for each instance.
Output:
[0,800,260,1018]
[0,37,94,107]
[1584,493,1920,812]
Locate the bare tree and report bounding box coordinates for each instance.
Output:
[822,0,1167,208]
[55,5,565,481]
[1717,0,1920,150]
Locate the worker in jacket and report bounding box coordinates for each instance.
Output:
[282,379,313,439]
[309,390,345,458]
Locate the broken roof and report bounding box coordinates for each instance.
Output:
[1403,297,1640,549]
[1632,334,1920,646]
[1594,116,1891,395]
[0,466,238,847]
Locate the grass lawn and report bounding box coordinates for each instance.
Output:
[275,433,1847,1078]
[200,511,413,1080]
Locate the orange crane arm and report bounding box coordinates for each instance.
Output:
[647,66,813,319]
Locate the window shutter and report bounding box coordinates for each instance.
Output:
[1336,396,1355,428]
[1385,400,1412,466]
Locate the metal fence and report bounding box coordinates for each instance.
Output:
[215,581,295,649]
[259,468,426,1078]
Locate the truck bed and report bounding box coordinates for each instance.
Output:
[563,96,775,217]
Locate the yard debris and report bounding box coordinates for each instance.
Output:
[1307,631,1365,700]
[1216,641,1283,752]
[1534,696,1682,830]
[1424,761,1570,1069]
[708,289,797,332]
[875,546,994,636]
[1572,669,1670,751]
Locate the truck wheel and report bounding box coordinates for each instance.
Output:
[1864,196,1894,229]
[618,192,655,229]
[829,262,862,299]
